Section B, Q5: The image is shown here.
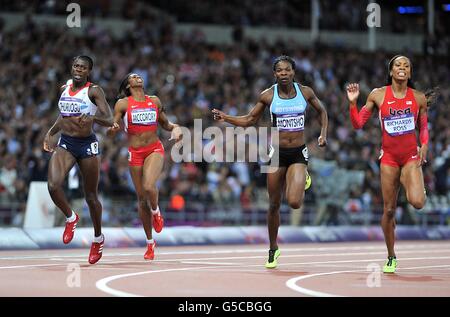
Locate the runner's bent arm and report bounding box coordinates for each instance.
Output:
[89,85,114,127]
[212,89,271,127]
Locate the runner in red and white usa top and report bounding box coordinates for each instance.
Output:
[378,85,419,166]
[107,73,182,261]
[346,55,430,274]
[123,95,159,135]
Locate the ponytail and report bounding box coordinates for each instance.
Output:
[424,86,440,108]
[117,73,132,100]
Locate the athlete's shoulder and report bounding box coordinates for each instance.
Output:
[411,88,426,98]
[298,84,314,96]
[366,86,386,107]
[260,86,274,102]
[88,83,103,91]
[147,95,161,104]
[116,97,128,103]
[370,86,386,95]
[115,97,129,110]
[59,80,71,93]
[59,85,68,93]
[411,88,427,106]
[368,86,386,100]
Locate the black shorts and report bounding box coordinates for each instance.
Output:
[269,144,309,168]
[58,134,100,160]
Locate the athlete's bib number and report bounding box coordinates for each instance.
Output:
[302,147,309,161]
[383,113,415,136]
[276,113,304,131]
[131,109,157,125]
[90,142,99,155]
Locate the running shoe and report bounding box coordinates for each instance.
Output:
[144,241,156,260]
[383,256,397,273]
[153,212,164,233]
[88,235,104,265]
[305,170,312,191]
[63,213,79,244]
[265,249,281,269]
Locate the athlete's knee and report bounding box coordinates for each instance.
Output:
[288,200,302,209]
[409,196,425,210]
[287,195,304,209]
[84,192,99,205]
[383,205,396,219]
[137,196,148,210]
[143,183,157,196]
[268,201,281,213]
[47,180,63,194]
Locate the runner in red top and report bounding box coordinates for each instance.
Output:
[346,55,430,273]
[107,73,182,260]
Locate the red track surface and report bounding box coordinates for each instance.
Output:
[0,241,449,297]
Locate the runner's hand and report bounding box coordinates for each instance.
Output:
[212,109,226,122]
[318,135,327,147]
[43,133,56,152]
[346,83,360,104]
[418,144,428,166]
[106,122,120,137]
[169,125,183,148]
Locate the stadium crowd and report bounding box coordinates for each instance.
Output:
[0,5,449,226]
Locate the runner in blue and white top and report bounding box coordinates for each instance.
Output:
[43,55,114,265]
[212,55,328,269]
[270,82,308,132]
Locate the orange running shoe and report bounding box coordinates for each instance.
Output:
[144,241,156,260]
[152,212,164,233]
[63,213,79,244]
[88,236,104,264]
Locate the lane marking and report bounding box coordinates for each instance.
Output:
[286,263,450,297]
[96,265,228,297]
[180,261,236,265]
[2,247,449,264]
[96,255,450,297]
[0,263,64,269]
[1,242,448,260]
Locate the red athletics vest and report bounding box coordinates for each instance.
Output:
[379,85,419,154]
[124,95,159,134]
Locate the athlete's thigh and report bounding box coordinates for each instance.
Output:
[129,165,145,197]
[267,166,287,203]
[285,163,307,198]
[48,148,77,184]
[380,164,401,207]
[400,161,425,201]
[77,156,100,193]
[142,153,164,187]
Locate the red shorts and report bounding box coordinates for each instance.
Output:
[128,140,164,167]
[379,148,419,168]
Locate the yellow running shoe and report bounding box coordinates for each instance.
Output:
[383,256,397,273]
[265,249,281,269]
[305,170,312,191]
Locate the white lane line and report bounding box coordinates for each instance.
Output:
[2,251,450,271]
[1,242,448,260]
[286,264,450,297]
[180,261,236,265]
[2,248,448,267]
[96,255,450,297]
[96,265,229,297]
[399,264,450,271]
[286,270,363,297]
[0,264,64,269]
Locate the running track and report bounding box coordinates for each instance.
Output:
[0,241,449,297]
